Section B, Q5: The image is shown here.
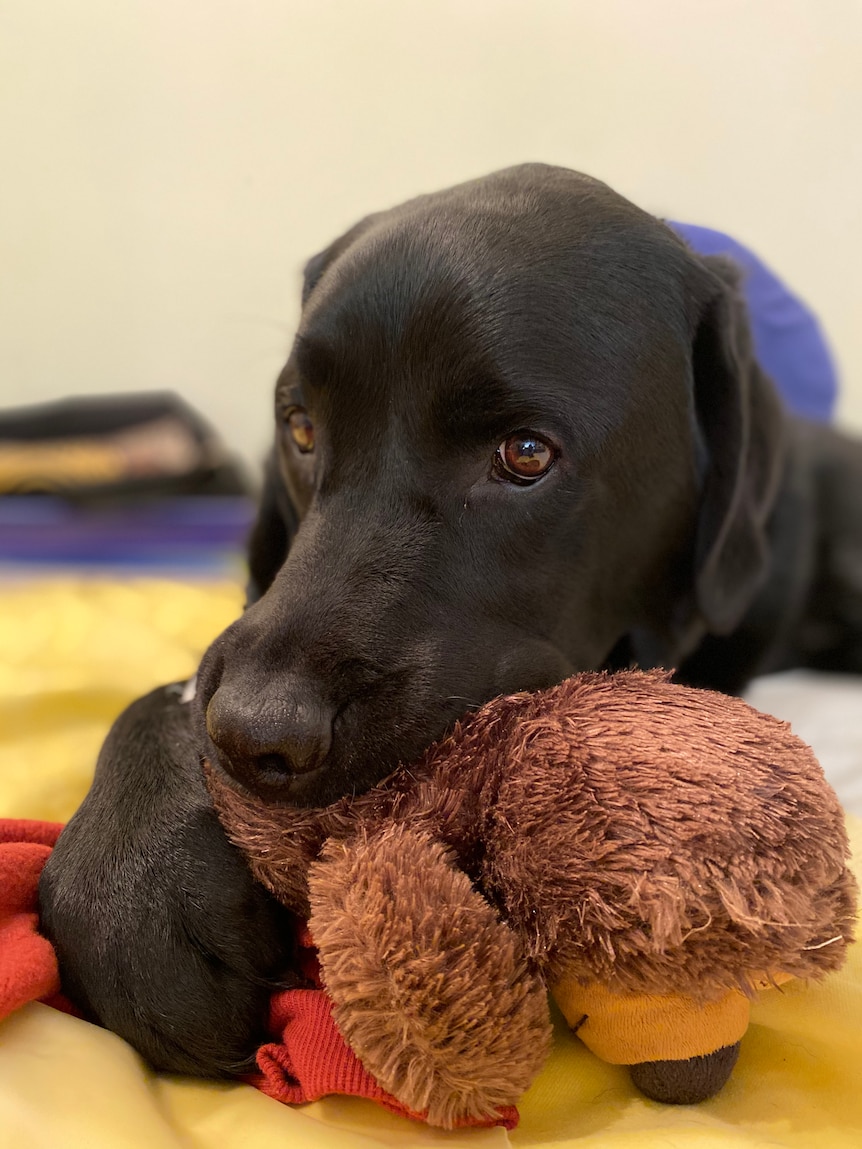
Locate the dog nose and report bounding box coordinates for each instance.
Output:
[206,678,334,787]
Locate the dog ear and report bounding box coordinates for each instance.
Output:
[246,450,299,604]
[301,213,381,307]
[301,248,331,306]
[690,257,786,635]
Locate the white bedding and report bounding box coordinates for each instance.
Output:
[746,671,862,815]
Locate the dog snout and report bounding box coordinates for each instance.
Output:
[206,674,335,792]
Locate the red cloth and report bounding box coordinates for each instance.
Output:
[0,818,517,1130]
[0,819,67,1016]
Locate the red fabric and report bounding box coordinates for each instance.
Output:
[0,818,518,1130]
[0,819,66,1017]
[253,933,518,1129]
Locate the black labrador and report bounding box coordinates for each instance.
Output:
[39,164,862,1076]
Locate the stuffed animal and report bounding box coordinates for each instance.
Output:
[206,670,858,1128]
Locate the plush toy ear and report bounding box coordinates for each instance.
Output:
[690,257,786,635]
[308,823,552,1129]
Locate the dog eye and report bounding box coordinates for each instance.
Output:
[495,433,555,483]
[282,408,315,454]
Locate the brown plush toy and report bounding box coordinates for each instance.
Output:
[207,670,858,1128]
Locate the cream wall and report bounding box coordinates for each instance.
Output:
[1,0,860,465]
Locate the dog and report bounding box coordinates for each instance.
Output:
[39,164,862,1077]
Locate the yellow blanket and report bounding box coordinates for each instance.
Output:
[1,576,860,1149]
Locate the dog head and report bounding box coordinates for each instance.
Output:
[197,164,784,803]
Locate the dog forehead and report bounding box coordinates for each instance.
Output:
[300,167,696,359]
[291,168,701,453]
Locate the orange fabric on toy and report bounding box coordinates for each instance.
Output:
[209,669,859,1125]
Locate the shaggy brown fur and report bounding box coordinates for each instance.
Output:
[308,824,552,1125]
[206,670,858,1119]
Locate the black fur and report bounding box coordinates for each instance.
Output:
[39,685,298,1075]
[39,164,862,1076]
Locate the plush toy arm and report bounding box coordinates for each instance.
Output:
[307,823,552,1129]
[551,976,750,1103]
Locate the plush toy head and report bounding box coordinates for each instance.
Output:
[208,670,858,1126]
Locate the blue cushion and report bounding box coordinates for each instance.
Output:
[670,221,838,422]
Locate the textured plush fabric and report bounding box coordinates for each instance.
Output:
[0,816,518,1129]
[211,671,856,1009]
[0,820,64,1017]
[2,576,862,1148]
[309,825,550,1124]
[2,827,861,1149]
